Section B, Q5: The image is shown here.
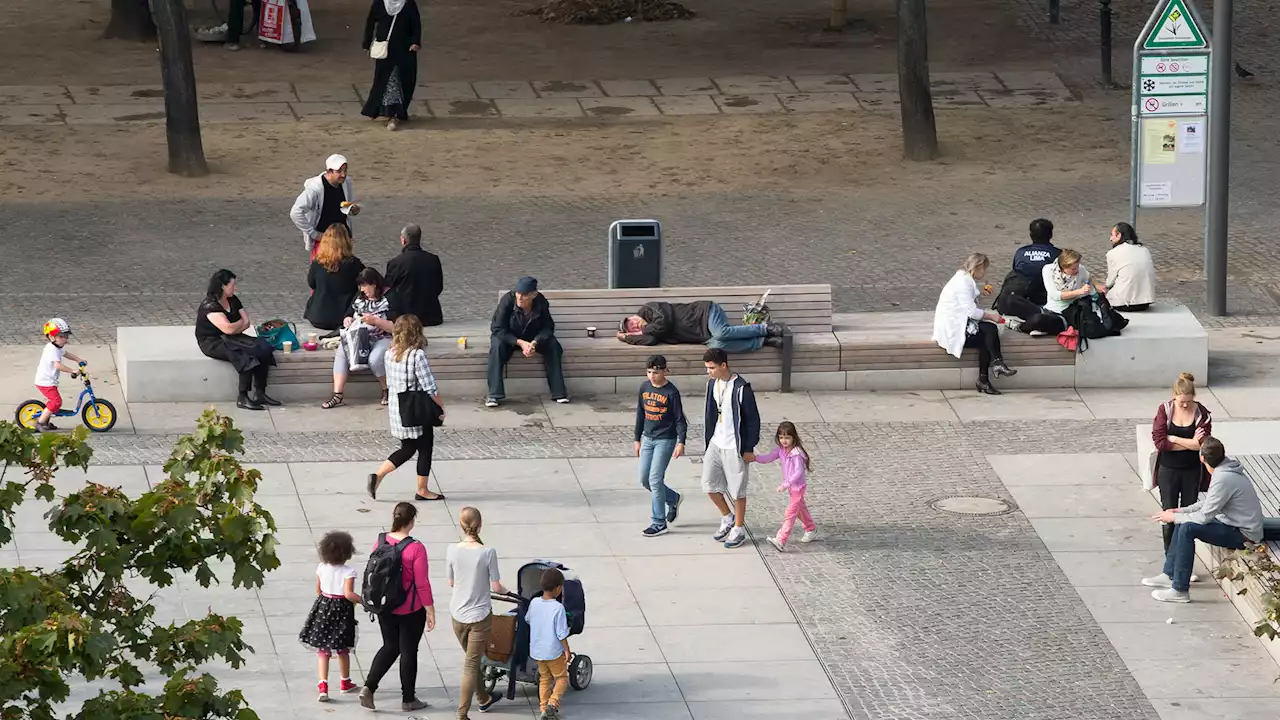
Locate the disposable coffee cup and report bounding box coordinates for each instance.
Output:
[587,326,597,338]
[307,332,318,344]
[282,341,293,353]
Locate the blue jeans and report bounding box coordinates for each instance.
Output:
[638,436,681,526]
[1163,520,1246,591]
[705,303,766,353]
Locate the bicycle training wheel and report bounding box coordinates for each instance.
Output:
[82,399,118,432]
[15,400,45,430]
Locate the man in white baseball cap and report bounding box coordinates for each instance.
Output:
[290,154,360,256]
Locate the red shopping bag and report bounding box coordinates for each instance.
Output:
[259,0,285,43]
[1057,326,1086,353]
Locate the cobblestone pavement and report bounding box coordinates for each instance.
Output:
[0,71,1074,126]
[43,416,1160,719]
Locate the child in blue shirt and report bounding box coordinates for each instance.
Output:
[525,568,571,719]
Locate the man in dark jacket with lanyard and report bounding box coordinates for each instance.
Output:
[616,300,784,351]
[485,276,568,408]
[994,218,1067,335]
[385,224,444,326]
[701,348,761,549]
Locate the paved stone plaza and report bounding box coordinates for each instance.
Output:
[5,340,1280,719]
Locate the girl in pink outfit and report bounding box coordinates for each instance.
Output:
[753,421,818,552]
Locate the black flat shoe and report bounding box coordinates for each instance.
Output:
[414,493,446,502]
[367,473,380,500]
[254,393,282,407]
[237,395,264,411]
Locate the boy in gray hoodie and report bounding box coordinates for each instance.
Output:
[1144,437,1264,602]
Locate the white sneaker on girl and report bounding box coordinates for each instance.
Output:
[800,530,819,543]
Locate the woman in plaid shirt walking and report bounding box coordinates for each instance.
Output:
[367,314,446,501]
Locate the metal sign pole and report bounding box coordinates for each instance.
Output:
[1205,0,1231,315]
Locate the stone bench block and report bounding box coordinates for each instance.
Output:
[118,326,240,402]
[1075,303,1208,388]
[1133,420,1280,489]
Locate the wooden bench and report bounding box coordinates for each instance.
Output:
[505,285,837,393]
[834,312,1076,390]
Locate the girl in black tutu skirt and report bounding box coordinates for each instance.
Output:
[299,530,362,702]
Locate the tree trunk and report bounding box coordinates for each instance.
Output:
[152,0,210,177]
[828,0,848,29]
[896,0,938,161]
[105,0,157,41]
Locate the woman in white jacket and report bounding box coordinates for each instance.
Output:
[1104,222,1155,311]
[932,253,1017,395]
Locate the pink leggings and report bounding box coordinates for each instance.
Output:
[777,487,816,544]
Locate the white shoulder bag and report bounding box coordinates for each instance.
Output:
[369,12,398,59]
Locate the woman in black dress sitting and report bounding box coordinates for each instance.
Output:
[195,269,279,411]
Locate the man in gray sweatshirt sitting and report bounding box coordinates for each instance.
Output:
[1143,437,1264,603]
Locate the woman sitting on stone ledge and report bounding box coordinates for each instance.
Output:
[932,253,1017,396]
[194,269,278,411]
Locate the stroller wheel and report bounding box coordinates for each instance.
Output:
[569,654,592,691]
[483,666,501,697]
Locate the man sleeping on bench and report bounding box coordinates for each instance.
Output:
[616,300,786,353]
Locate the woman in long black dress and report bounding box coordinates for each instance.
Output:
[195,269,279,411]
[361,0,422,131]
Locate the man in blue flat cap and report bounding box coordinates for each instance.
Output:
[486,276,568,408]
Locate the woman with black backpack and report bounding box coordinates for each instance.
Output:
[359,502,435,712]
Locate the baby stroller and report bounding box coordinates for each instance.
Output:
[481,560,592,700]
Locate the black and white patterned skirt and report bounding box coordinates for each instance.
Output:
[299,595,358,654]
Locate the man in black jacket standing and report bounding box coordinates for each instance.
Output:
[485,276,568,408]
[385,224,444,326]
[616,300,785,351]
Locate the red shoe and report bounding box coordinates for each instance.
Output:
[317,681,329,703]
[340,678,359,694]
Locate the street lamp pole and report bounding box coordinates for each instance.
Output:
[1205,0,1231,315]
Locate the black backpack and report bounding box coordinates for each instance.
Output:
[362,533,416,617]
[1062,294,1128,341]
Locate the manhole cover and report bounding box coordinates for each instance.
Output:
[929,496,1015,516]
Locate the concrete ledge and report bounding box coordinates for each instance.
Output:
[1075,303,1208,388]
[1133,420,1280,489]
[118,326,240,402]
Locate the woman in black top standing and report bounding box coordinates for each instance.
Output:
[195,269,279,411]
[1150,372,1212,552]
[361,0,422,131]
[304,224,365,332]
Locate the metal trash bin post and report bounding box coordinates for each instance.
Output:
[607,220,662,289]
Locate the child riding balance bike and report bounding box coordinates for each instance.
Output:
[14,318,117,433]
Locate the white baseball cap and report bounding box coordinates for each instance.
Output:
[325,154,348,171]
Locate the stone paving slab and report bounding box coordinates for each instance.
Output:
[777,93,862,113]
[0,85,71,104]
[652,94,721,115]
[65,85,164,104]
[198,82,297,103]
[417,81,479,100]
[493,98,584,118]
[714,94,783,114]
[599,78,659,97]
[288,101,362,121]
[580,96,661,118]
[653,77,720,95]
[713,75,797,95]
[790,74,856,92]
[427,98,499,118]
[533,79,604,98]
[291,82,359,103]
[472,80,537,99]
[852,90,900,110]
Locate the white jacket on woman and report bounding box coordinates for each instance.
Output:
[932,270,985,358]
[1105,243,1156,307]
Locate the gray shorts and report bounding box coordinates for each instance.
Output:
[701,444,750,500]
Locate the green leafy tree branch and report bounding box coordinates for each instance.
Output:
[0,411,280,719]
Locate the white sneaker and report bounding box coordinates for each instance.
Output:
[799,530,819,543]
[722,526,747,548]
[1151,588,1191,603]
[713,514,735,541]
[766,536,785,552]
[485,398,500,408]
[1141,573,1173,588]
[1029,330,1048,337]
[1190,573,1201,583]
[1003,316,1022,332]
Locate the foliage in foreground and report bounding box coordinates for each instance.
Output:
[0,411,280,719]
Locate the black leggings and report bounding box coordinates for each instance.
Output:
[997,291,1067,335]
[1158,463,1202,551]
[366,607,427,703]
[388,430,434,476]
[237,365,269,395]
[963,322,1001,378]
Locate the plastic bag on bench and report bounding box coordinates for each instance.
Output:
[341,323,373,371]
